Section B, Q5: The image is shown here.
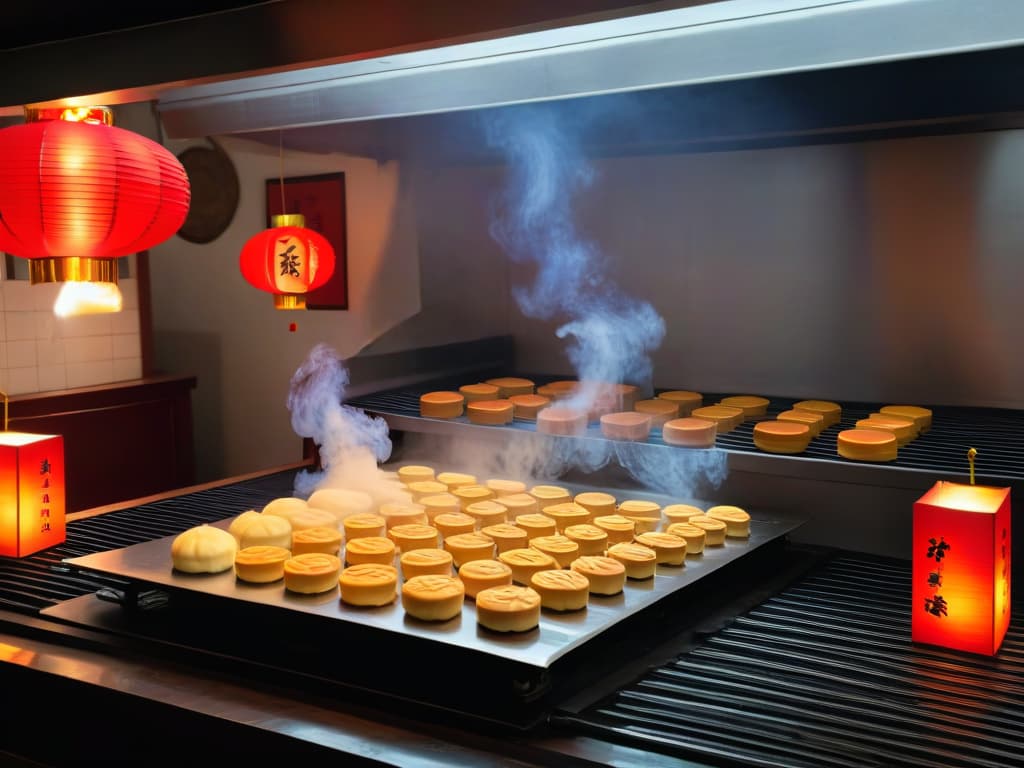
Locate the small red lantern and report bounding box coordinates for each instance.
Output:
[239,214,335,309]
[0,106,190,295]
[0,432,65,558]
[912,479,1011,656]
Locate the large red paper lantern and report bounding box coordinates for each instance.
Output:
[239,214,335,309]
[0,106,190,287]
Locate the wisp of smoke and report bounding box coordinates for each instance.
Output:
[485,106,666,394]
[482,103,728,496]
[287,343,406,504]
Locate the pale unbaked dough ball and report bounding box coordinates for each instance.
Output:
[171,525,238,574]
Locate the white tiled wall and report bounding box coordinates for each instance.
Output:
[0,279,142,395]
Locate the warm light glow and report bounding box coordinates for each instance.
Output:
[54,281,123,317]
[0,432,65,558]
[913,480,1011,656]
[927,481,1007,514]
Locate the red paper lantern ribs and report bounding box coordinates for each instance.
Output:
[0,107,190,286]
[239,214,335,309]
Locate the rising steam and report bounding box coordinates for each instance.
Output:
[485,106,665,395]
[480,104,727,497]
[287,343,408,504]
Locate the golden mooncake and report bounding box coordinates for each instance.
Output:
[691,405,744,433]
[261,497,309,522]
[476,585,542,632]
[291,526,342,556]
[388,523,440,552]
[529,534,581,568]
[485,478,527,497]
[574,491,616,519]
[635,532,687,566]
[662,504,704,527]
[563,524,609,556]
[484,377,535,398]
[536,380,579,400]
[397,465,434,485]
[419,391,465,419]
[706,505,751,538]
[378,502,428,529]
[592,514,636,545]
[530,569,590,611]
[607,542,658,579]
[433,512,477,538]
[443,532,496,567]
[419,493,461,522]
[454,485,498,510]
[719,395,770,418]
[665,522,707,554]
[436,472,478,491]
[514,513,558,540]
[600,411,652,441]
[499,493,540,516]
[464,499,508,527]
[857,415,917,446]
[837,428,897,462]
[794,400,842,428]
[466,399,514,426]
[283,552,341,594]
[570,555,626,595]
[459,383,500,403]
[617,500,662,533]
[662,417,717,448]
[634,398,679,428]
[401,574,465,621]
[509,394,551,420]
[234,545,290,583]
[657,390,703,416]
[480,523,529,553]
[541,502,591,532]
[399,547,454,579]
[529,485,572,505]
[687,516,728,546]
[536,406,588,436]
[499,548,559,585]
[879,405,932,432]
[339,563,397,606]
[753,421,811,454]
[776,409,825,437]
[407,480,450,502]
[344,536,396,566]
[342,513,386,541]
[459,559,513,598]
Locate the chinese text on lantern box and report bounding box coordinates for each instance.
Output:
[0,432,66,558]
[912,481,1011,656]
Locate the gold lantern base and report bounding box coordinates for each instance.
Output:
[29,257,119,286]
[274,294,307,310]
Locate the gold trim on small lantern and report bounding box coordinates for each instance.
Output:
[274,294,306,310]
[271,213,306,228]
[29,257,119,286]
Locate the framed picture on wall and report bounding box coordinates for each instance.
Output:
[266,172,348,310]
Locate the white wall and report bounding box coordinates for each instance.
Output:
[149,135,421,481]
[406,130,1024,410]
[0,278,142,395]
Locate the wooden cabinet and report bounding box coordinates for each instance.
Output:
[7,375,195,512]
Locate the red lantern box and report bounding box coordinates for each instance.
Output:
[0,433,65,558]
[912,480,1011,656]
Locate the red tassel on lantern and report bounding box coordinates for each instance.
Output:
[0,106,190,293]
[239,214,335,309]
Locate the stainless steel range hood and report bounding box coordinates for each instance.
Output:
[152,0,1024,144]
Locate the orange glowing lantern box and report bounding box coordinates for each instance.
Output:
[0,433,65,558]
[912,481,1011,656]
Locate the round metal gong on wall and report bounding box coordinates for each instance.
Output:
[176,138,240,244]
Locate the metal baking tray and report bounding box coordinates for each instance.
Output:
[63,513,800,670]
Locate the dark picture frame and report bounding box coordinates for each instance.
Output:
[266,172,348,310]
